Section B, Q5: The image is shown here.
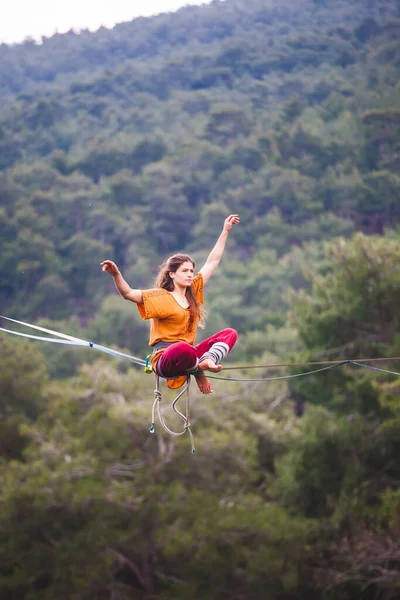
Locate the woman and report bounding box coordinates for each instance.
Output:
[100,214,239,394]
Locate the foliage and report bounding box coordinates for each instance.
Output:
[1,0,400,598]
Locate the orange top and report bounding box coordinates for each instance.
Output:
[137,272,204,347]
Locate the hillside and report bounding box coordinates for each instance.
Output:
[0,0,396,103]
[0,0,399,358]
[2,3,400,599]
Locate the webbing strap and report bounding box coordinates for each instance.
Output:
[0,315,146,366]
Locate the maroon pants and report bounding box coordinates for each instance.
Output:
[156,328,238,378]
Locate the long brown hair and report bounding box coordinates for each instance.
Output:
[155,254,205,328]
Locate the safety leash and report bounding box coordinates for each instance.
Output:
[149,375,195,454]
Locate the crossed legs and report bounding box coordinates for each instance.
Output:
[156,328,238,394]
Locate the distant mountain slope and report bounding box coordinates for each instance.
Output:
[0,0,396,105]
[0,0,398,170]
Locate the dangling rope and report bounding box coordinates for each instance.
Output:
[149,375,195,453]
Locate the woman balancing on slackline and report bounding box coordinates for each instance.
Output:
[100,214,240,394]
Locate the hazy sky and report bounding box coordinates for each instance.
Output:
[0,0,211,45]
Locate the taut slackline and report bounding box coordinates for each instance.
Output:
[2,315,400,453]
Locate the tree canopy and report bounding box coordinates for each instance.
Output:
[1,0,400,598]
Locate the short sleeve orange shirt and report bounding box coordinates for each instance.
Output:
[137,272,204,346]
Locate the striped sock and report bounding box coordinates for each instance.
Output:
[199,342,229,365]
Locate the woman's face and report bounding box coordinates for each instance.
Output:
[171,261,194,288]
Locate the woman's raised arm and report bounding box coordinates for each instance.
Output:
[199,214,240,285]
[100,260,143,304]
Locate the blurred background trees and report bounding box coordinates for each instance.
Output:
[1,0,400,597]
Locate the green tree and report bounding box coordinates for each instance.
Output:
[291,233,400,412]
[0,335,47,419]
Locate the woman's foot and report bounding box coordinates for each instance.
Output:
[194,373,213,394]
[198,358,222,373]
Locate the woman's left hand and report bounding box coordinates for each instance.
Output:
[223,214,240,232]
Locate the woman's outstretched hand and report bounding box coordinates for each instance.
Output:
[223,214,240,232]
[100,260,120,276]
[200,214,240,284]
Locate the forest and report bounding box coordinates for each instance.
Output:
[1,0,400,597]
